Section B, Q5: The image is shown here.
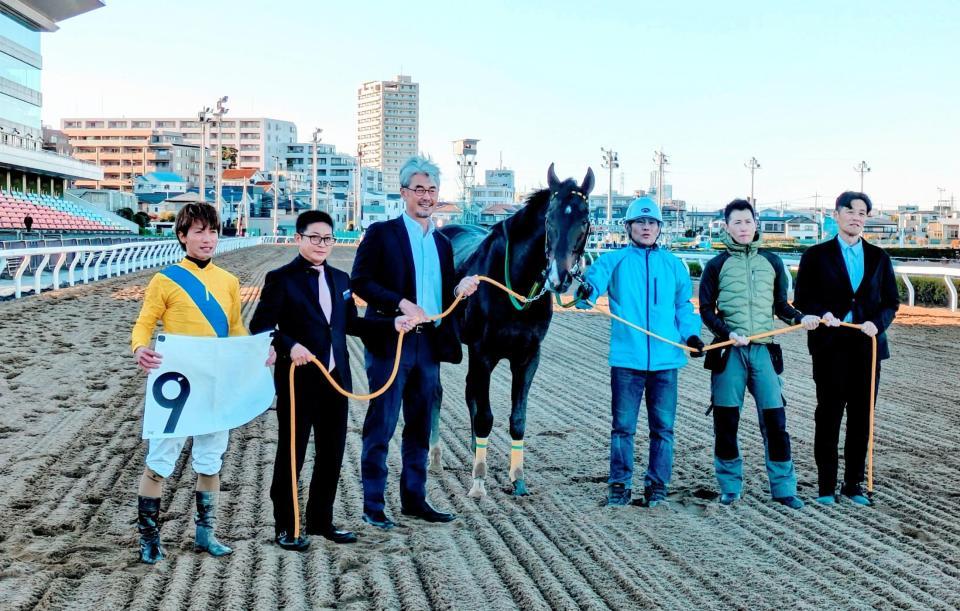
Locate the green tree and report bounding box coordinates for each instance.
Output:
[132,211,151,228]
[222,146,238,168]
[116,207,134,220]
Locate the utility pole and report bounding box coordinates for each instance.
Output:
[653,149,669,208]
[272,155,280,237]
[813,192,822,241]
[652,148,670,239]
[213,96,228,227]
[600,147,619,225]
[355,144,365,230]
[289,172,295,214]
[854,160,871,192]
[311,128,322,211]
[198,106,211,204]
[745,157,761,205]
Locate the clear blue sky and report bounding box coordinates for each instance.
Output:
[41,0,959,211]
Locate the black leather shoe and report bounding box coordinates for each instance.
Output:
[401,503,457,523]
[275,531,310,551]
[361,511,395,530]
[307,525,358,544]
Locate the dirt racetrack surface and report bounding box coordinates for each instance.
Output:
[0,244,958,610]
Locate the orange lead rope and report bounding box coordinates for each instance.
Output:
[282,277,882,532]
[867,335,877,494]
[288,365,300,539]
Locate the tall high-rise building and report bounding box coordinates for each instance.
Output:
[357,74,419,194]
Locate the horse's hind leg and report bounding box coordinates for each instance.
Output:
[428,385,443,474]
[508,349,541,497]
[465,346,495,499]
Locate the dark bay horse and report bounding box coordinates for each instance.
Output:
[431,164,594,497]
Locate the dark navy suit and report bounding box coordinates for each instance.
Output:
[351,215,460,514]
[793,236,899,496]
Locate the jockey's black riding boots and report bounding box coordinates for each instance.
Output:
[137,495,165,564]
[194,491,232,556]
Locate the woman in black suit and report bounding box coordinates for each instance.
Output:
[251,210,414,550]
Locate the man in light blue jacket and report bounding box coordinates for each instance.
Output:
[577,198,704,506]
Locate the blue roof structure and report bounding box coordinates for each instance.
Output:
[142,172,186,183]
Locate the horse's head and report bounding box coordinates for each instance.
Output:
[544,163,594,292]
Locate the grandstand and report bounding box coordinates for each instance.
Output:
[0,189,128,233]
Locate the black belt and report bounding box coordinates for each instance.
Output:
[411,322,437,335]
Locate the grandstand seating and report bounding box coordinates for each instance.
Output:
[0,190,127,233]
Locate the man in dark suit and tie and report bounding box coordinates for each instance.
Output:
[251,210,416,550]
[793,191,899,506]
[351,155,479,529]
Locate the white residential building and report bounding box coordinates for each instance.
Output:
[284,141,388,229]
[357,74,419,194]
[469,168,516,209]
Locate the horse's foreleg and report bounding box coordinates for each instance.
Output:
[508,349,541,497]
[428,385,443,474]
[466,347,495,499]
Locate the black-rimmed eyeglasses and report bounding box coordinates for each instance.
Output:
[402,186,438,197]
[299,233,337,246]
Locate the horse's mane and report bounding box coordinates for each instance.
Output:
[442,180,580,277]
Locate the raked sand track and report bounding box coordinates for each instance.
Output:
[0,244,958,610]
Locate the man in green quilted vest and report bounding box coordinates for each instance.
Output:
[699,199,821,509]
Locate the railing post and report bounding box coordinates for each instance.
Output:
[32,254,50,294]
[13,256,29,298]
[92,250,107,282]
[900,273,915,306]
[69,250,84,286]
[52,252,67,290]
[105,249,119,278]
[945,276,958,312]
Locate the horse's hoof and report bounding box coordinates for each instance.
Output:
[468,478,487,499]
[512,479,530,497]
[428,445,443,473]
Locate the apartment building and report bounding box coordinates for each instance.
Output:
[60,128,214,191]
[60,116,296,173]
[357,74,419,193]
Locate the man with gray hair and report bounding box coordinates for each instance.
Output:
[351,155,479,529]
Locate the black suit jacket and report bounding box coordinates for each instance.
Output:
[793,236,899,360]
[351,215,462,363]
[250,255,393,392]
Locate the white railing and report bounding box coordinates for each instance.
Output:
[584,248,960,311]
[1,236,263,299]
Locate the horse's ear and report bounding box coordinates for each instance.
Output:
[581,167,596,195]
[547,163,560,191]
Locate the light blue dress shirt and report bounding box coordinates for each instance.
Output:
[401,212,442,319]
[838,237,864,322]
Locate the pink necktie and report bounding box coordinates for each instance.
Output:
[313,265,335,372]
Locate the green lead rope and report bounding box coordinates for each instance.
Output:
[504,232,542,311]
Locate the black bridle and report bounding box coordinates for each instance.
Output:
[543,189,591,288]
